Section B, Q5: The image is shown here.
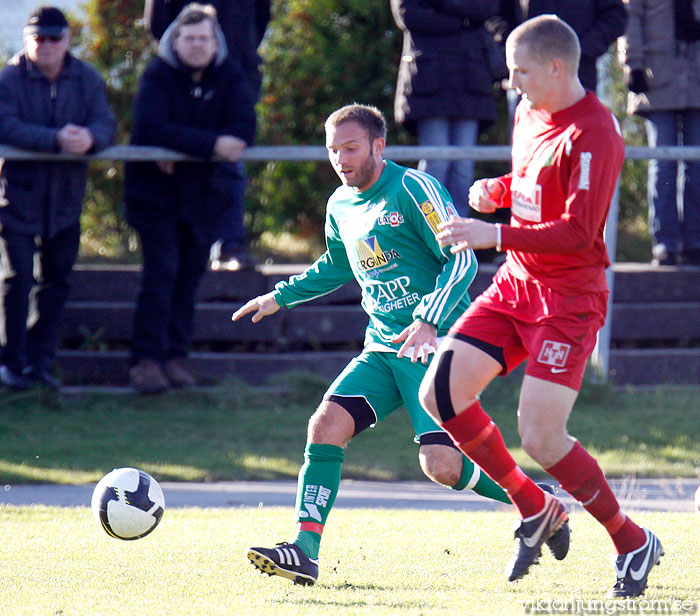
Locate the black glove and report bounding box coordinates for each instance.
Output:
[627,68,650,94]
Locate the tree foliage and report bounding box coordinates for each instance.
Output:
[247,0,405,243]
[76,0,152,260]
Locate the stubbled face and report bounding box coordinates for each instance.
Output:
[173,20,217,70]
[24,31,70,77]
[325,121,385,192]
[507,42,554,111]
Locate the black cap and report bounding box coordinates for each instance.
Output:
[24,6,69,37]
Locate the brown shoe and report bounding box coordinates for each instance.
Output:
[162,358,196,388]
[129,358,170,394]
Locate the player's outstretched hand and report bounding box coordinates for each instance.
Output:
[231,292,281,324]
[437,217,498,252]
[392,320,437,364]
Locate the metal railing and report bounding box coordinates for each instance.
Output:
[2,143,700,162]
[3,143,698,380]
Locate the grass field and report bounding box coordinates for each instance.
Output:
[0,373,699,485]
[0,507,697,616]
[1,375,699,614]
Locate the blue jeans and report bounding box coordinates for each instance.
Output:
[645,110,700,254]
[416,118,479,216]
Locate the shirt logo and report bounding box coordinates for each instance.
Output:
[419,201,442,234]
[510,175,542,222]
[537,340,571,368]
[377,211,404,227]
[535,145,556,168]
[578,152,592,190]
[356,236,401,271]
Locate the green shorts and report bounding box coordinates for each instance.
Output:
[323,350,452,446]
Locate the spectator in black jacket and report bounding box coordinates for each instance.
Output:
[0,6,116,390]
[124,3,256,393]
[144,0,270,271]
[391,0,501,217]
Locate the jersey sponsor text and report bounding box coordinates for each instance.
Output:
[367,276,420,313]
[377,211,405,227]
[355,236,401,272]
[511,175,543,222]
[419,201,443,234]
[578,152,592,190]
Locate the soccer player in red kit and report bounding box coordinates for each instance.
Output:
[419,15,663,597]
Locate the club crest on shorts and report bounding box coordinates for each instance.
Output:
[537,340,571,368]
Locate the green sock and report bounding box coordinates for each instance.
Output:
[292,443,344,559]
[452,454,511,504]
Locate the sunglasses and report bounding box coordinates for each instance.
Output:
[31,35,64,43]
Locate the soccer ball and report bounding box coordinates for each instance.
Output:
[91,467,165,540]
[695,485,700,514]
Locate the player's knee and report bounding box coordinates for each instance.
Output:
[519,427,561,467]
[307,402,354,447]
[520,431,545,464]
[419,446,462,487]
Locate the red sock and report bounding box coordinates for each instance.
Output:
[443,401,544,518]
[546,442,646,553]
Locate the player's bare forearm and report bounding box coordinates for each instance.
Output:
[231,292,281,323]
[437,218,499,252]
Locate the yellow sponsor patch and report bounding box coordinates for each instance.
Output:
[420,201,442,234]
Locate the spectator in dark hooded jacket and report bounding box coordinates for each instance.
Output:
[144,0,270,271]
[124,2,255,393]
[391,0,501,217]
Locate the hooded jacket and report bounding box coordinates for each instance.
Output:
[0,52,116,237]
[144,0,270,95]
[621,0,700,114]
[123,21,256,241]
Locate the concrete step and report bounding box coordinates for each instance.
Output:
[59,300,700,347]
[54,347,699,387]
[52,262,700,387]
[55,349,356,386]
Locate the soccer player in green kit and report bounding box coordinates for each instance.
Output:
[232,104,567,586]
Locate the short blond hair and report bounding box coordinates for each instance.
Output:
[507,15,580,74]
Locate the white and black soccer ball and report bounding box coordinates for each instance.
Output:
[695,485,700,514]
[91,467,165,540]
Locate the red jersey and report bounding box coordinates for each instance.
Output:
[495,92,624,295]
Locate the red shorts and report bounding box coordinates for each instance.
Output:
[450,269,608,390]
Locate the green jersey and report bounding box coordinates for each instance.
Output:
[273,160,478,352]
